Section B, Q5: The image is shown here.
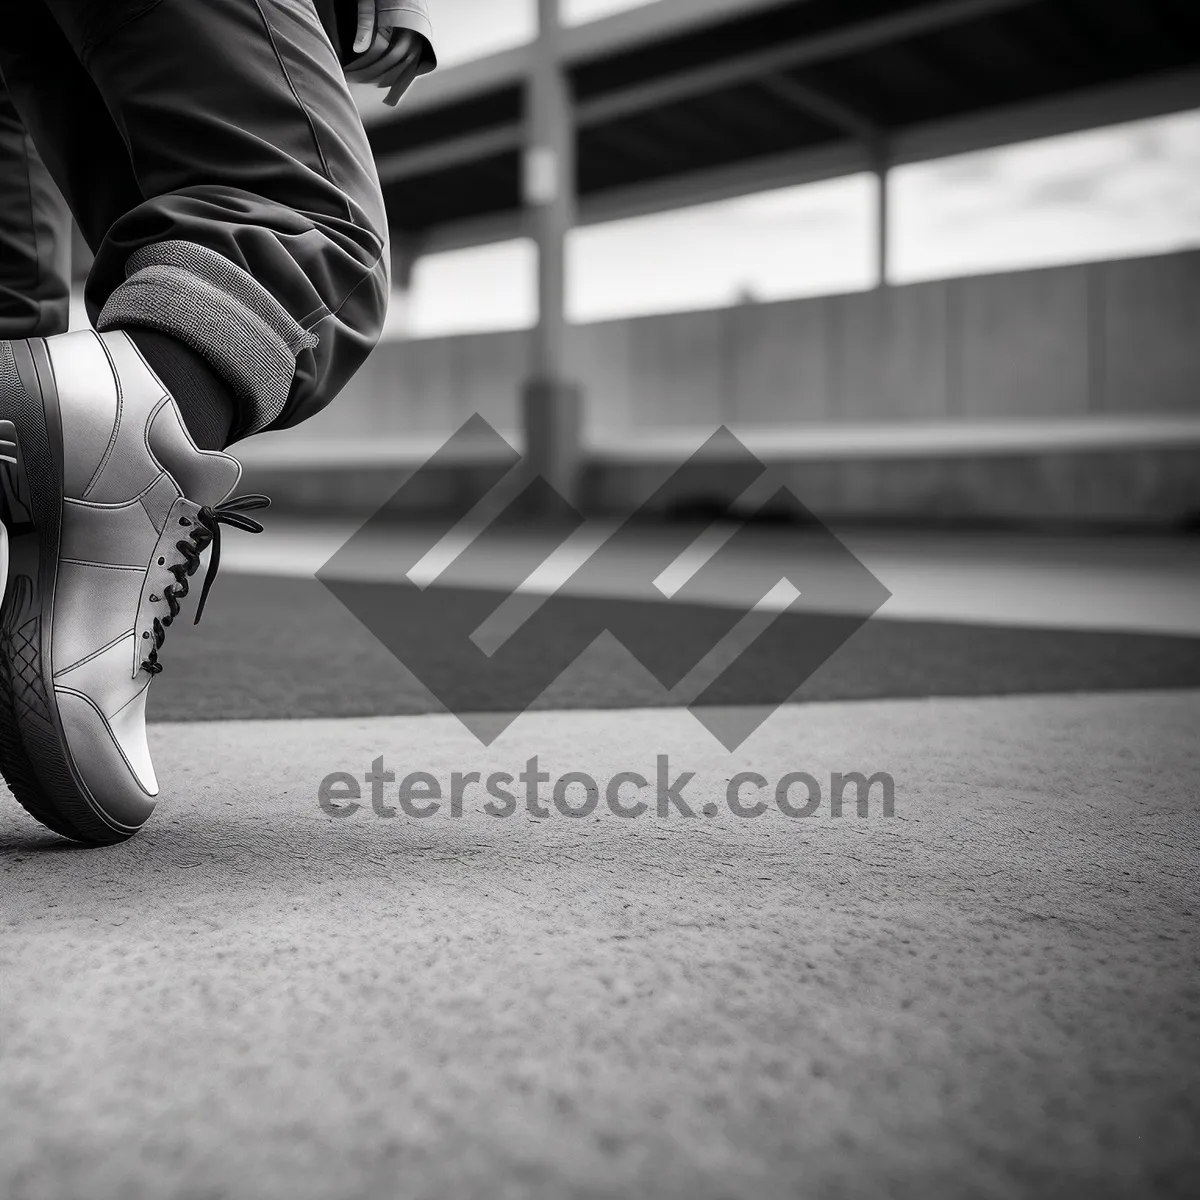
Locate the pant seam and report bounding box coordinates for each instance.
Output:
[249,0,353,225]
[298,303,331,330]
[326,245,388,323]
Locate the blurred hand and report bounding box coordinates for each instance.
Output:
[346,1,425,106]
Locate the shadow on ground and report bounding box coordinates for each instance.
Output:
[149,575,1200,722]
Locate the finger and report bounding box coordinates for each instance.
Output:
[349,34,416,84]
[345,29,393,76]
[376,45,424,90]
[375,45,421,90]
[383,52,423,106]
[346,30,415,80]
[353,0,375,54]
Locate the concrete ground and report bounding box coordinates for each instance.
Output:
[2,691,1198,1199]
[224,519,1200,635]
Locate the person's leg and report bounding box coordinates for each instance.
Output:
[0,81,72,339]
[12,0,390,444]
[0,3,240,449]
[0,0,389,843]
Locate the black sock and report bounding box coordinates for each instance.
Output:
[126,328,238,451]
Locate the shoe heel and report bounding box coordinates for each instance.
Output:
[0,342,131,845]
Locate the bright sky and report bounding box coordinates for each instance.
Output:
[383,2,1200,337]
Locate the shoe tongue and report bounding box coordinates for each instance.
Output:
[148,400,243,508]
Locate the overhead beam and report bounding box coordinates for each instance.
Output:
[397,65,1200,255]
[368,0,1036,127]
[642,106,735,155]
[371,76,873,186]
[560,0,802,65]
[891,63,1200,162]
[757,75,880,141]
[591,122,677,168]
[371,0,1046,184]
[367,0,801,121]
[573,0,1040,128]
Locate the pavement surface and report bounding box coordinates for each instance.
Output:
[2,692,1199,1199]
[2,528,1199,1199]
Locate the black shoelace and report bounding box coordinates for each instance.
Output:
[140,494,270,676]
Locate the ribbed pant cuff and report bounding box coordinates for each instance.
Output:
[96,240,318,437]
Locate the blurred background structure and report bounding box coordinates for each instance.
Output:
[73,0,1200,525]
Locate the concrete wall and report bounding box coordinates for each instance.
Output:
[292,248,1200,444]
[253,250,1200,524]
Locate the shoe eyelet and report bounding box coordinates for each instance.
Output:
[179,517,191,526]
[142,631,150,639]
[158,557,165,565]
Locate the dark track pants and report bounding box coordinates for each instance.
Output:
[0,0,389,439]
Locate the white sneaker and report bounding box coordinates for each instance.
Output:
[0,330,267,843]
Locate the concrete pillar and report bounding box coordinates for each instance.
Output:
[522,0,582,507]
[874,142,891,290]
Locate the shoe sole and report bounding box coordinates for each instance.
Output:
[0,339,151,845]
